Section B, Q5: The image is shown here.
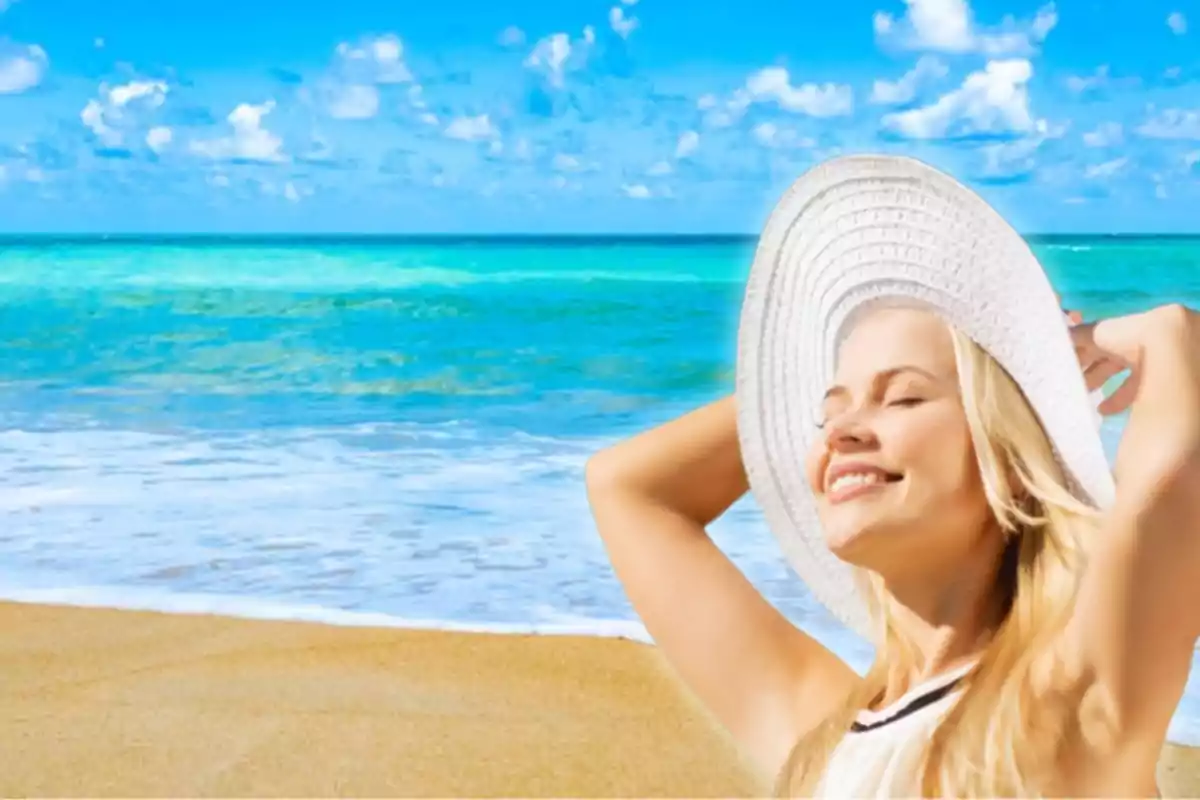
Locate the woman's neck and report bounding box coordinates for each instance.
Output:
[875,537,1009,700]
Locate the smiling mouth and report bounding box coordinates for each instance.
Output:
[826,472,903,504]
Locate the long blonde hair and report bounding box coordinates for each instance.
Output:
[774,325,1105,797]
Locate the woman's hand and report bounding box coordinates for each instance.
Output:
[1070,304,1199,409]
[1070,303,1200,485]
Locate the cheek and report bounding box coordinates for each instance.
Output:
[892,411,980,499]
[803,441,827,496]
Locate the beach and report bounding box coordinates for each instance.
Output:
[4,238,1200,796]
[0,601,766,797]
[5,601,1200,798]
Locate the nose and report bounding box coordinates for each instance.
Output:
[823,411,878,453]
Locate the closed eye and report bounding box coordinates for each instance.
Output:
[888,397,925,407]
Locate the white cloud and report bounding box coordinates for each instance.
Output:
[874,0,1057,56]
[208,173,231,188]
[1082,122,1122,148]
[978,139,1037,179]
[524,33,573,87]
[742,67,854,117]
[444,114,498,141]
[1186,151,1200,170]
[1168,12,1187,35]
[80,79,169,148]
[675,130,700,158]
[146,126,172,153]
[1137,109,1200,140]
[498,26,526,47]
[552,153,581,170]
[328,84,380,119]
[1065,65,1109,95]
[751,122,817,148]
[109,81,166,107]
[622,183,652,198]
[974,118,1064,182]
[696,94,718,110]
[0,43,48,94]
[753,122,779,146]
[609,5,639,38]
[321,33,412,120]
[418,112,438,125]
[646,160,672,176]
[335,34,411,83]
[190,101,285,162]
[1084,157,1128,180]
[881,59,1036,140]
[870,55,948,105]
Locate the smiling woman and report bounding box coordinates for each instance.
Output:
[586,154,1200,797]
[806,310,987,570]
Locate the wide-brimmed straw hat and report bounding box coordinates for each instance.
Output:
[734,154,1116,639]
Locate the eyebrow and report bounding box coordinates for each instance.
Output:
[822,365,942,402]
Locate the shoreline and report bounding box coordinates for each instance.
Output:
[0,584,658,643]
[3,599,1199,797]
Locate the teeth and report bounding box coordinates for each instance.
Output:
[829,472,885,493]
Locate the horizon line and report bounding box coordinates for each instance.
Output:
[3,232,1199,242]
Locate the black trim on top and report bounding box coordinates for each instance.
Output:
[849,677,965,734]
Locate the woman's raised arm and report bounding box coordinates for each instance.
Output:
[1068,304,1200,784]
[585,394,858,778]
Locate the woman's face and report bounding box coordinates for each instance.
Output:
[804,308,996,574]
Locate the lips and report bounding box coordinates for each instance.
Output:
[824,462,902,495]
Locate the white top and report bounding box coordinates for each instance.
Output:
[813,661,975,798]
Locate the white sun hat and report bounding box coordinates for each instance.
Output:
[734,153,1116,639]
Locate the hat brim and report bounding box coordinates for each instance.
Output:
[734,154,1116,640]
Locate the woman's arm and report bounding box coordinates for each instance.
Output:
[585,394,858,778]
[1068,305,1200,763]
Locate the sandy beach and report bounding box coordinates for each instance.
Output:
[3,601,1198,798]
[0,601,763,797]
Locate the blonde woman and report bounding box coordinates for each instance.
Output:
[585,155,1200,796]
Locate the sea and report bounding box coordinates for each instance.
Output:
[2,234,1199,740]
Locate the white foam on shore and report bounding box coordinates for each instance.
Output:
[0,584,654,644]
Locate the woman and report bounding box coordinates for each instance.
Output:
[584,155,1200,797]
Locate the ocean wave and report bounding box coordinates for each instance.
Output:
[0,266,721,292]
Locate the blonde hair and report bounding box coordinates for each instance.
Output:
[774,325,1105,797]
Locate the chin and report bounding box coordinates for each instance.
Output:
[822,512,912,568]
[822,523,882,566]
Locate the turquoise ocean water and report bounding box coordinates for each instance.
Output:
[2,235,1200,739]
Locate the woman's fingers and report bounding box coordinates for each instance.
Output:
[1097,371,1141,416]
[1083,357,1125,392]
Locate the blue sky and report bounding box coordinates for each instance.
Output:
[0,0,1196,233]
